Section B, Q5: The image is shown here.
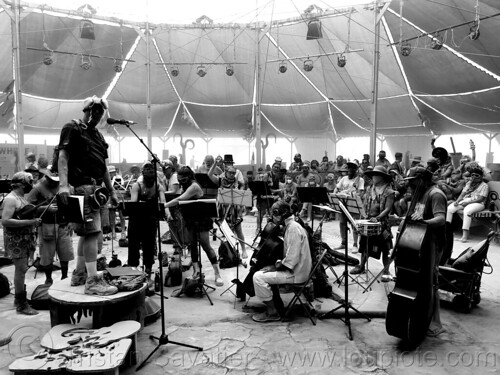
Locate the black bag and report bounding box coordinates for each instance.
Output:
[164,254,182,287]
[218,241,239,269]
[0,273,10,298]
[29,283,51,310]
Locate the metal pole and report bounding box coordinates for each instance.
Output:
[255,23,262,167]
[12,0,24,172]
[146,18,152,158]
[370,0,381,164]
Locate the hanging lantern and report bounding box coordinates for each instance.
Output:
[80,55,92,70]
[197,65,207,77]
[469,22,480,40]
[278,61,287,74]
[337,54,346,67]
[400,42,412,56]
[113,59,122,73]
[303,59,313,72]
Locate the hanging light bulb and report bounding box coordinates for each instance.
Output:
[303,59,314,72]
[80,55,92,70]
[197,65,207,77]
[226,65,234,76]
[171,66,179,77]
[278,61,287,74]
[337,54,346,67]
[400,42,412,57]
[113,59,122,73]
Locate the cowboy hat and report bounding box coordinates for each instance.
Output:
[364,165,392,180]
[346,161,359,170]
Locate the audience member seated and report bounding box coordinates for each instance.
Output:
[446,166,489,243]
[289,153,303,172]
[375,150,391,169]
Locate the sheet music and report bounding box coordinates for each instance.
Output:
[218,220,237,249]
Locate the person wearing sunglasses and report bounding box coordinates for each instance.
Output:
[446,167,489,243]
[56,96,119,296]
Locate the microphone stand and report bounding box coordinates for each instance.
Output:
[117,124,202,371]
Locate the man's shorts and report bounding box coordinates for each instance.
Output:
[39,223,74,266]
[72,185,102,236]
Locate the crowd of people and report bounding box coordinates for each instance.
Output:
[0,95,493,340]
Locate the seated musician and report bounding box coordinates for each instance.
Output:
[127,161,166,283]
[26,171,73,284]
[252,201,312,322]
[165,166,224,286]
[350,166,394,280]
[208,163,248,259]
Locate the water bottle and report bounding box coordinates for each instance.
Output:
[154,271,160,292]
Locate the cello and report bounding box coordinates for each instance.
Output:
[385,171,436,344]
[242,221,284,297]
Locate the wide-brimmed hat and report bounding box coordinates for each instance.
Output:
[364,165,392,180]
[42,170,59,182]
[346,161,359,170]
[404,166,434,181]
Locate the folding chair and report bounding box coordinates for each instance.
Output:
[281,248,329,325]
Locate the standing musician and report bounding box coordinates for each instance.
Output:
[252,201,312,322]
[334,161,365,250]
[26,171,73,284]
[404,164,447,337]
[350,166,394,279]
[165,166,224,287]
[56,96,118,296]
[208,163,248,259]
[255,162,281,235]
[127,161,166,282]
[1,172,42,315]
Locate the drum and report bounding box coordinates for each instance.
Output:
[356,220,382,237]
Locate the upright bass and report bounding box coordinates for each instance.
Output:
[385,175,436,344]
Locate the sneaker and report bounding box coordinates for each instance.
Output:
[215,275,224,287]
[252,311,281,323]
[349,266,365,275]
[71,270,87,286]
[84,275,118,296]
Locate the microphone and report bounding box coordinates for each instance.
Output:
[106,118,136,125]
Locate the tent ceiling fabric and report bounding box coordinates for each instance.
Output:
[1,0,500,138]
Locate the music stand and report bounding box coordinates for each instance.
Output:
[178,199,218,305]
[296,187,330,229]
[318,199,371,341]
[248,181,274,239]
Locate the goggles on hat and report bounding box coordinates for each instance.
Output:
[84,96,109,111]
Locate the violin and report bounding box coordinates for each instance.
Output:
[15,197,54,220]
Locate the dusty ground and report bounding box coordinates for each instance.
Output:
[0,213,498,374]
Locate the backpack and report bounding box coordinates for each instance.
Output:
[0,273,10,298]
[29,283,51,310]
[218,241,239,269]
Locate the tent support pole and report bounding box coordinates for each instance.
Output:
[255,25,262,168]
[12,0,24,172]
[146,20,152,158]
[483,132,499,165]
[370,0,382,165]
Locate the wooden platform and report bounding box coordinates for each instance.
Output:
[48,278,147,329]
